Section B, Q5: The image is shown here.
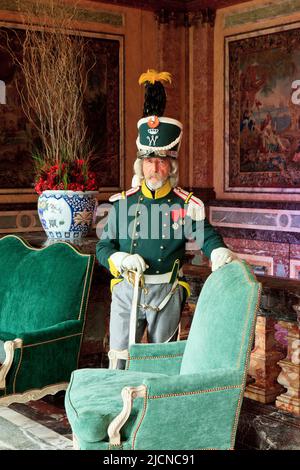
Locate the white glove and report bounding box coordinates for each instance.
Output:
[109,251,130,273]
[121,254,148,273]
[210,247,236,272]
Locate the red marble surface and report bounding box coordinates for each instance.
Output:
[224,237,290,278]
[10,394,71,438]
[291,244,300,261]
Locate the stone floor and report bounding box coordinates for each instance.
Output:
[0,393,72,450]
[1,391,299,451]
[236,398,300,450]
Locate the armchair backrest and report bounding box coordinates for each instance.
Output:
[0,235,94,332]
[180,260,261,375]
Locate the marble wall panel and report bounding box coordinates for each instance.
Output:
[290,245,300,279]
[0,210,42,233]
[291,244,300,260]
[224,237,290,278]
[210,206,300,233]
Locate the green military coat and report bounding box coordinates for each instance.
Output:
[96,179,226,279]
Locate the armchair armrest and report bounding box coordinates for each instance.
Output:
[132,369,244,450]
[143,368,242,397]
[15,319,83,345]
[127,341,187,375]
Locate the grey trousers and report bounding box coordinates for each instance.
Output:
[109,280,185,351]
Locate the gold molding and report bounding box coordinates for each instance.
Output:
[0,1,124,27]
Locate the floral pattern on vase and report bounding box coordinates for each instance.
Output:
[38,190,97,241]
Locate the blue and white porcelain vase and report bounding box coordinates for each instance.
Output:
[37,190,98,241]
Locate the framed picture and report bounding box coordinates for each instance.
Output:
[225,23,300,193]
[0,22,124,201]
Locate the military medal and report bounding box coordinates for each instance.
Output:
[171,208,187,230]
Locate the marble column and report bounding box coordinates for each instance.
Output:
[245,316,285,404]
[188,22,214,192]
[276,321,300,415]
[156,17,187,186]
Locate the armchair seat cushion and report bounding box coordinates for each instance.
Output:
[65,368,166,444]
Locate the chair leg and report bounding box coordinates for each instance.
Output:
[108,349,129,369]
[0,339,22,389]
[73,433,80,449]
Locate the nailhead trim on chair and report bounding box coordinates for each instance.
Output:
[131,385,241,450]
[236,284,255,369]
[127,353,183,369]
[230,282,262,449]
[130,354,183,360]
[132,388,148,450]
[147,384,242,400]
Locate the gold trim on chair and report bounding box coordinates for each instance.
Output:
[23,333,82,349]
[132,387,148,450]
[78,255,94,321]
[127,353,184,370]
[148,384,242,400]
[77,256,95,366]
[230,282,262,449]
[0,234,91,257]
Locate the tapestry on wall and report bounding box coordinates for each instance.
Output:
[0,27,122,195]
[225,24,300,193]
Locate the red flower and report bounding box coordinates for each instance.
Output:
[34,159,98,194]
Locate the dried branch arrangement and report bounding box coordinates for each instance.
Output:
[5,0,94,177]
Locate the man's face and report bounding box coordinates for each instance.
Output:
[142,157,171,186]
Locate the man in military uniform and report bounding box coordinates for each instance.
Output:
[96,70,235,368]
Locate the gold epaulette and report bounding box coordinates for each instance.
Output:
[109,187,140,202]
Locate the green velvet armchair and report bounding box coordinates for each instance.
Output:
[0,235,94,405]
[65,260,261,450]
